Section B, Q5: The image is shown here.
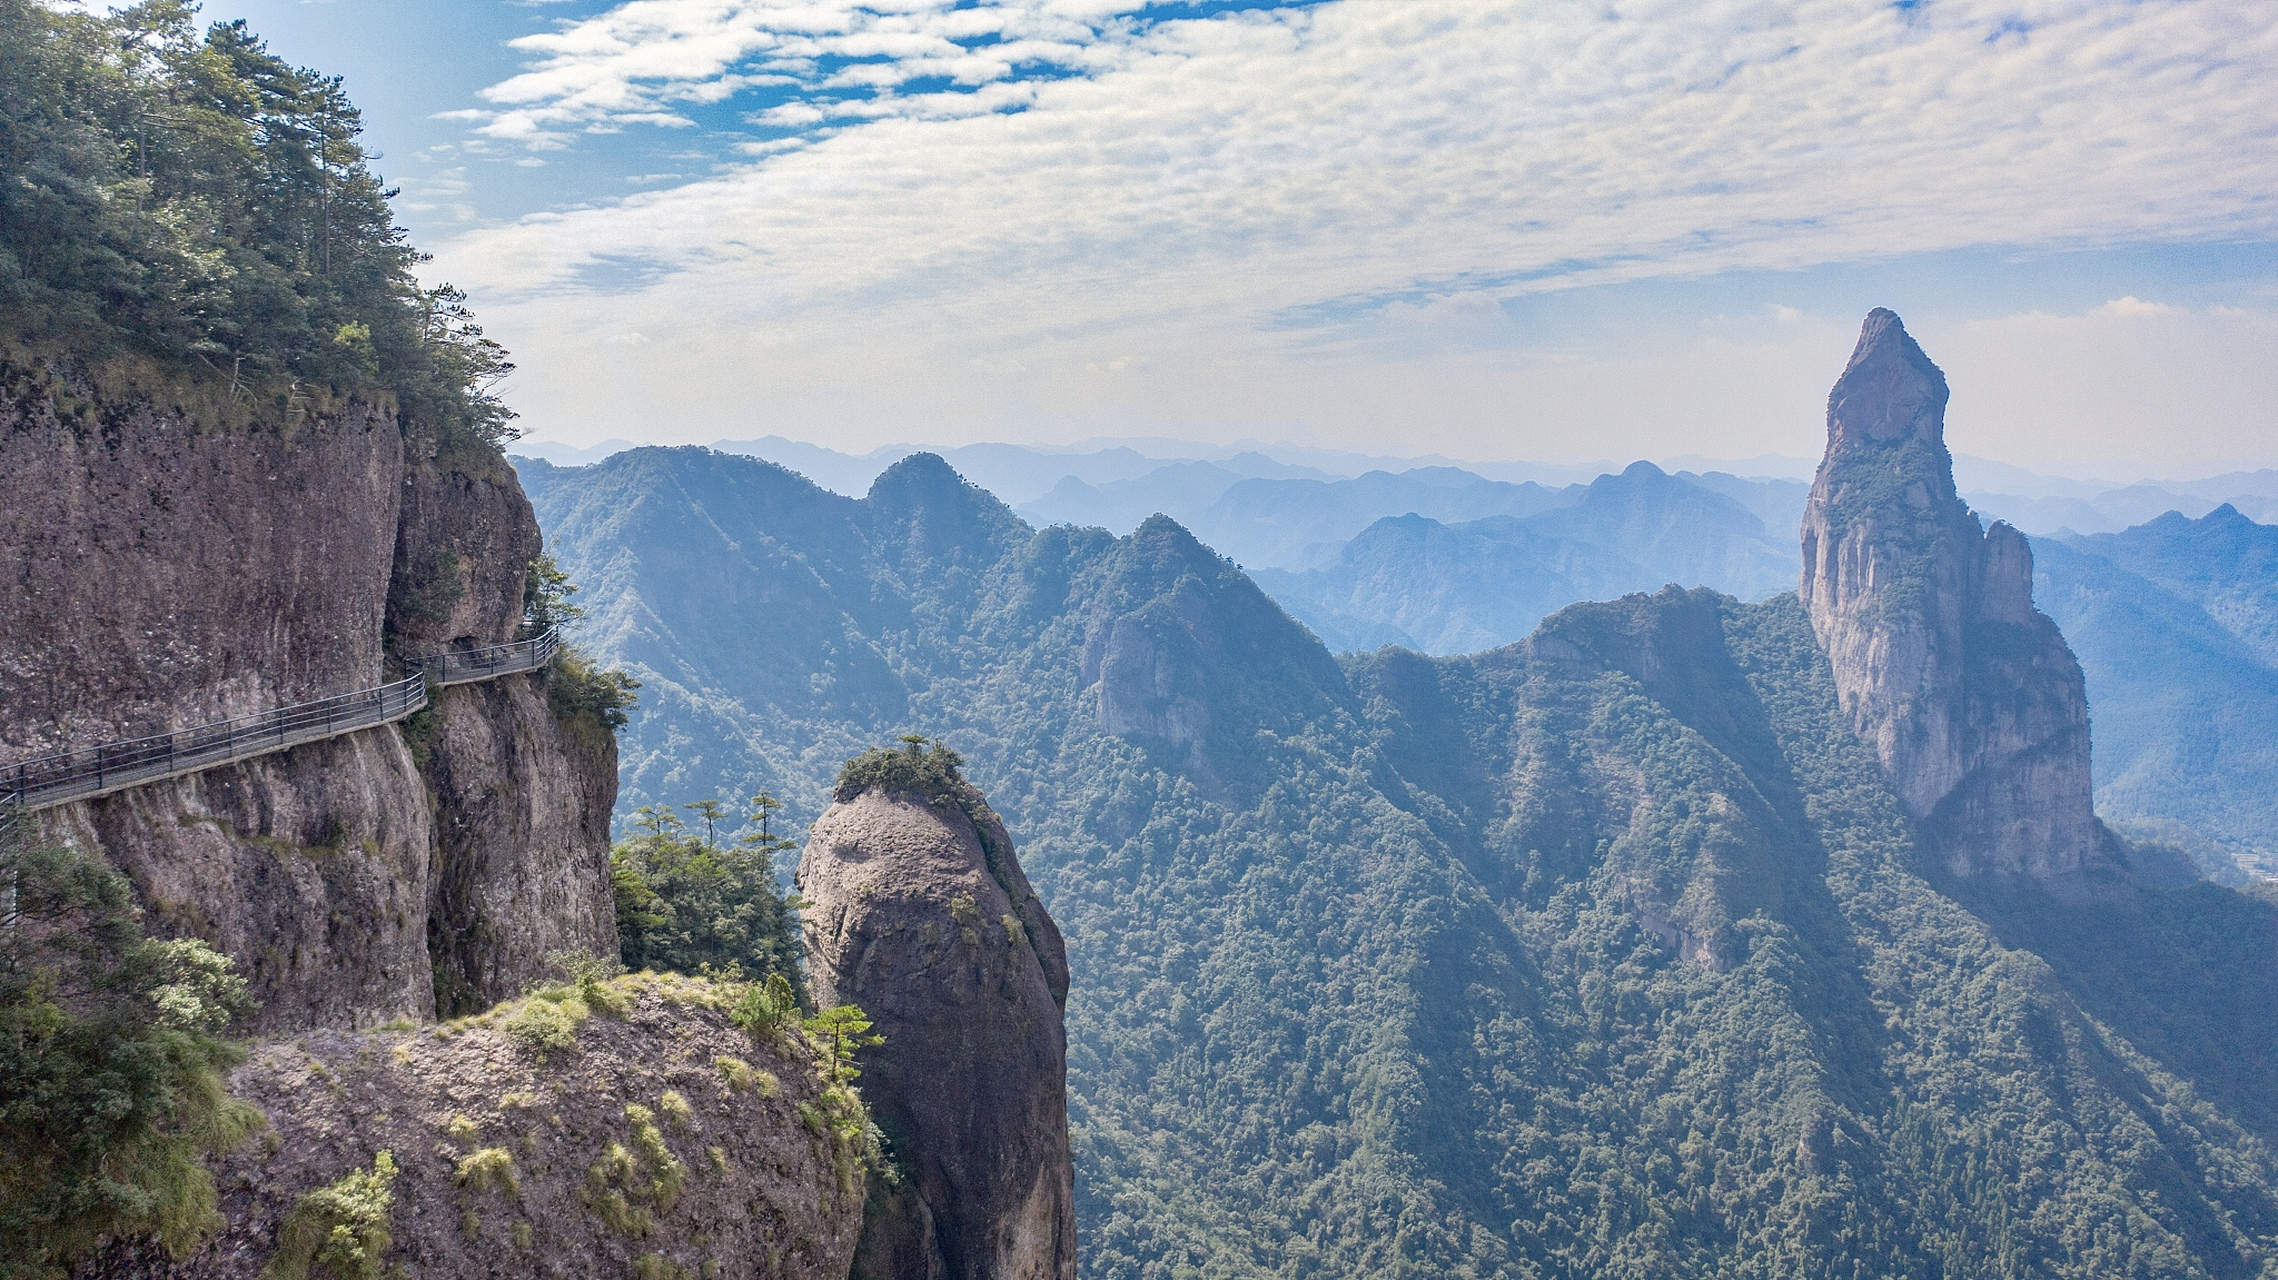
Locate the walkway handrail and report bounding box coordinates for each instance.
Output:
[1,677,430,813]
[405,629,559,687]
[0,629,564,814]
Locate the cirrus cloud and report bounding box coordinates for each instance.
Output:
[437,0,2278,466]
[449,0,1177,144]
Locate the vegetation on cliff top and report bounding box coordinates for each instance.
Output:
[192,969,879,1279]
[0,0,514,447]
[0,837,262,1279]
[611,796,801,991]
[835,737,977,808]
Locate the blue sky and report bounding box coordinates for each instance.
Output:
[200,0,2278,477]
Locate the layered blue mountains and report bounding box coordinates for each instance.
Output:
[512,415,2278,1278]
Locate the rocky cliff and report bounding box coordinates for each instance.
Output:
[0,361,616,1030]
[1797,309,2112,885]
[80,974,865,1280]
[798,776,1077,1280]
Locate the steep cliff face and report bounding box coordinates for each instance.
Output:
[395,444,620,1017]
[1797,309,2108,883]
[419,672,619,1018]
[81,975,865,1280]
[0,364,615,1030]
[1081,515,1354,796]
[0,382,404,751]
[799,784,1077,1280]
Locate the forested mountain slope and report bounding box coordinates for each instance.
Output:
[526,426,2278,1278]
[2034,509,2278,878]
[2064,506,2278,666]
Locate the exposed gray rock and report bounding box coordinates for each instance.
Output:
[0,365,615,1028]
[0,393,404,754]
[799,785,1076,1280]
[1087,610,1214,766]
[420,674,618,1018]
[47,729,438,1033]
[78,975,864,1280]
[1798,309,2111,885]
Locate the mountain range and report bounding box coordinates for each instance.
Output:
[2034,507,2278,879]
[1248,462,1798,650]
[512,436,2278,536]
[513,310,2278,1276]
[514,444,2278,886]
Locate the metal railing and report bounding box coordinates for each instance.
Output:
[0,629,562,814]
[1,677,429,813]
[0,798,20,929]
[405,629,559,686]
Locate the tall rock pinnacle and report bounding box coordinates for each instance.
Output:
[799,756,1077,1280]
[1800,309,2108,884]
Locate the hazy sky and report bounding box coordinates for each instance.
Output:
[207,0,2278,476]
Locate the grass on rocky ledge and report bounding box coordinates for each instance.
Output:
[421,970,743,1056]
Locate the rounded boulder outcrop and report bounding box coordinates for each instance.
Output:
[799,780,1075,1280]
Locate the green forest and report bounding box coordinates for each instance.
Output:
[2034,510,2278,880]
[611,793,803,989]
[528,445,2278,1279]
[0,0,512,447]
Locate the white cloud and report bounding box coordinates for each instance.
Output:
[453,0,1153,143]
[434,0,2278,467]
[2091,295,2180,317]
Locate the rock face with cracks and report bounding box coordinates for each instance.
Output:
[799,783,1077,1280]
[0,366,617,1029]
[1797,309,2113,886]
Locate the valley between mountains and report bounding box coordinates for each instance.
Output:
[9,7,2278,1278]
[518,312,2278,1279]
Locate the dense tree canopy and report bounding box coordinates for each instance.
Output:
[0,836,261,1279]
[0,0,514,446]
[612,796,804,991]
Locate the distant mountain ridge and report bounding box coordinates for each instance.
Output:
[1254,461,1796,652]
[510,446,2278,884]
[514,435,2278,537]
[2033,505,2278,879]
[521,306,2278,1274]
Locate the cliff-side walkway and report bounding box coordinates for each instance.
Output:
[0,630,559,814]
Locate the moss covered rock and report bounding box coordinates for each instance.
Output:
[79,974,863,1279]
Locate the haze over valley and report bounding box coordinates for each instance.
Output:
[5,2,2277,1278]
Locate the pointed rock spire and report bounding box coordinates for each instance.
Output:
[1800,309,2115,888]
[1828,307,1952,450]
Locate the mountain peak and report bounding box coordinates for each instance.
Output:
[867,450,965,495]
[1827,307,1951,450]
[1801,311,2111,888]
